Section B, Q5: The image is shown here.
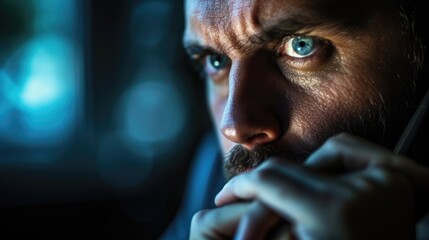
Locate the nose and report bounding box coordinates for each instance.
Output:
[220,51,285,150]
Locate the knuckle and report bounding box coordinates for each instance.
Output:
[251,167,279,183]
[259,158,281,170]
[190,209,219,239]
[191,210,209,228]
[329,187,364,219]
[331,184,355,204]
[323,180,360,211]
[324,134,350,150]
[389,155,412,168]
[351,176,376,193]
[369,166,394,184]
[373,166,412,190]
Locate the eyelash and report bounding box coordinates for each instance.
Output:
[186,47,210,78]
[187,47,230,80]
[276,36,333,70]
[186,35,333,79]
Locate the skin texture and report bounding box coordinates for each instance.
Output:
[184,0,416,178]
[184,0,429,239]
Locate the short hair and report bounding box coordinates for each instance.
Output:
[399,0,429,101]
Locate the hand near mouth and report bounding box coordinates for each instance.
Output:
[190,133,429,240]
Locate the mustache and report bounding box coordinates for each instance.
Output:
[223,143,310,180]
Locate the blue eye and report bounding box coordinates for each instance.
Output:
[292,37,314,55]
[207,53,229,70]
[285,36,317,58]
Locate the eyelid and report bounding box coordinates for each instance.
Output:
[285,37,319,58]
[184,44,231,81]
[185,45,208,62]
[275,35,334,71]
[185,44,225,62]
[276,35,326,58]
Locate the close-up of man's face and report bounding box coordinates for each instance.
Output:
[184,0,422,180]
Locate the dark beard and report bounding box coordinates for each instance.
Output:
[223,143,312,181]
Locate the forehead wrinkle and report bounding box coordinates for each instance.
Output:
[190,0,268,56]
[186,0,377,56]
[225,1,266,55]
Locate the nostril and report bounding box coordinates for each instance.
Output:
[221,125,254,144]
[241,132,274,150]
[221,122,281,149]
[247,133,269,145]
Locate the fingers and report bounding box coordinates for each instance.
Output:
[305,133,395,172]
[306,133,429,219]
[215,159,327,206]
[190,202,252,240]
[208,133,429,239]
[306,133,429,189]
[343,167,416,239]
[215,159,337,228]
[234,201,283,240]
[191,200,293,240]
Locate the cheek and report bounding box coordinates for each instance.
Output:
[207,81,233,153]
[207,81,227,127]
[287,61,386,145]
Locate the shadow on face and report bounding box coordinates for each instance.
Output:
[184,0,419,178]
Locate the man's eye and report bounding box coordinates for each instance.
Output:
[284,36,319,58]
[205,53,230,73]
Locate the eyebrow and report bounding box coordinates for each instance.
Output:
[184,10,362,55]
[184,16,313,54]
[250,14,321,45]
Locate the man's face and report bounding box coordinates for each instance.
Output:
[184,0,416,179]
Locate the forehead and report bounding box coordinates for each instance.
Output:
[187,0,365,20]
[184,0,396,51]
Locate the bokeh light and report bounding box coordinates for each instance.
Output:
[1,0,201,238]
[0,0,81,153]
[122,81,186,144]
[130,1,172,48]
[1,35,77,146]
[0,71,16,133]
[97,66,189,188]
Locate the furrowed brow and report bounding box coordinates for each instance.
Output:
[183,16,317,56]
[183,11,364,56]
[249,15,319,45]
[183,42,216,59]
[249,11,365,46]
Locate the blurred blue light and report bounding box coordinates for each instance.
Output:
[0,71,15,115]
[1,35,77,145]
[98,72,189,188]
[20,56,63,109]
[122,81,186,143]
[116,70,189,159]
[33,0,75,32]
[0,71,16,134]
[131,1,172,47]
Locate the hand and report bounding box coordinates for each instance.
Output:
[190,201,293,240]
[190,133,429,239]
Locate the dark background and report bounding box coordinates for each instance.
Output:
[0,0,210,239]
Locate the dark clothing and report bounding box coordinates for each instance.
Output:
[161,132,225,240]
